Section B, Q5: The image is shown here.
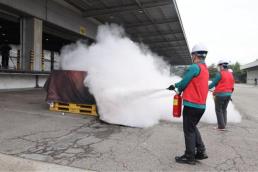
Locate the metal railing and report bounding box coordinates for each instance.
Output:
[1,49,56,72]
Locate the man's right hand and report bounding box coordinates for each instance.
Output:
[167,85,175,90]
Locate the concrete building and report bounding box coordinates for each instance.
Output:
[0,0,191,89]
[241,59,258,85]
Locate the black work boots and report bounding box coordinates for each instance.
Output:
[175,151,208,165]
[175,154,196,165]
[195,151,208,160]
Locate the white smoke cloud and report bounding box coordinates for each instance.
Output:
[60,24,241,128]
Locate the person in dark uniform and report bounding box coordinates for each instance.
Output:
[168,43,209,165]
[0,44,11,69]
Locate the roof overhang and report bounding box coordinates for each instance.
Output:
[63,0,191,65]
[241,60,258,70]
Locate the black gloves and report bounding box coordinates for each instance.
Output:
[167,85,175,90]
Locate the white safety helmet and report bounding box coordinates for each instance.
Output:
[191,43,208,57]
[218,60,229,65]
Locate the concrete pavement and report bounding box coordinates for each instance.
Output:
[0,85,258,171]
[0,153,87,172]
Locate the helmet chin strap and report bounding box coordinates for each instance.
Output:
[192,56,196,63]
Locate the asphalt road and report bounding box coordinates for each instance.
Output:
[0,84,257,171]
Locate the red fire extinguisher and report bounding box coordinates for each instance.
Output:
[173,92,182,118]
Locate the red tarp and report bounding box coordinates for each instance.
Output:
[44,70,95,104]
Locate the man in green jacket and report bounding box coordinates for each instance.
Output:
[168,43,209,165]
[209,60,235,130]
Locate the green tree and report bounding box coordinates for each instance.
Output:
[229,62,246,83]
[208,63,218,79]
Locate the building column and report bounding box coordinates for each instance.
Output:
[50,51,55,71]
[20,17,42,71]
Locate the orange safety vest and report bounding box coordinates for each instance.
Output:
[182,64,209,105]
[214,70,234,94]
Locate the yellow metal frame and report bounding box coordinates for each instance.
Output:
[41,51,45,71]
[17,50,20,70]
[30,49,34,71]
[50,102,97,116]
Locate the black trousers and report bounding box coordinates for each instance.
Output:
[214,96,231,129]
[183,106,206,158]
